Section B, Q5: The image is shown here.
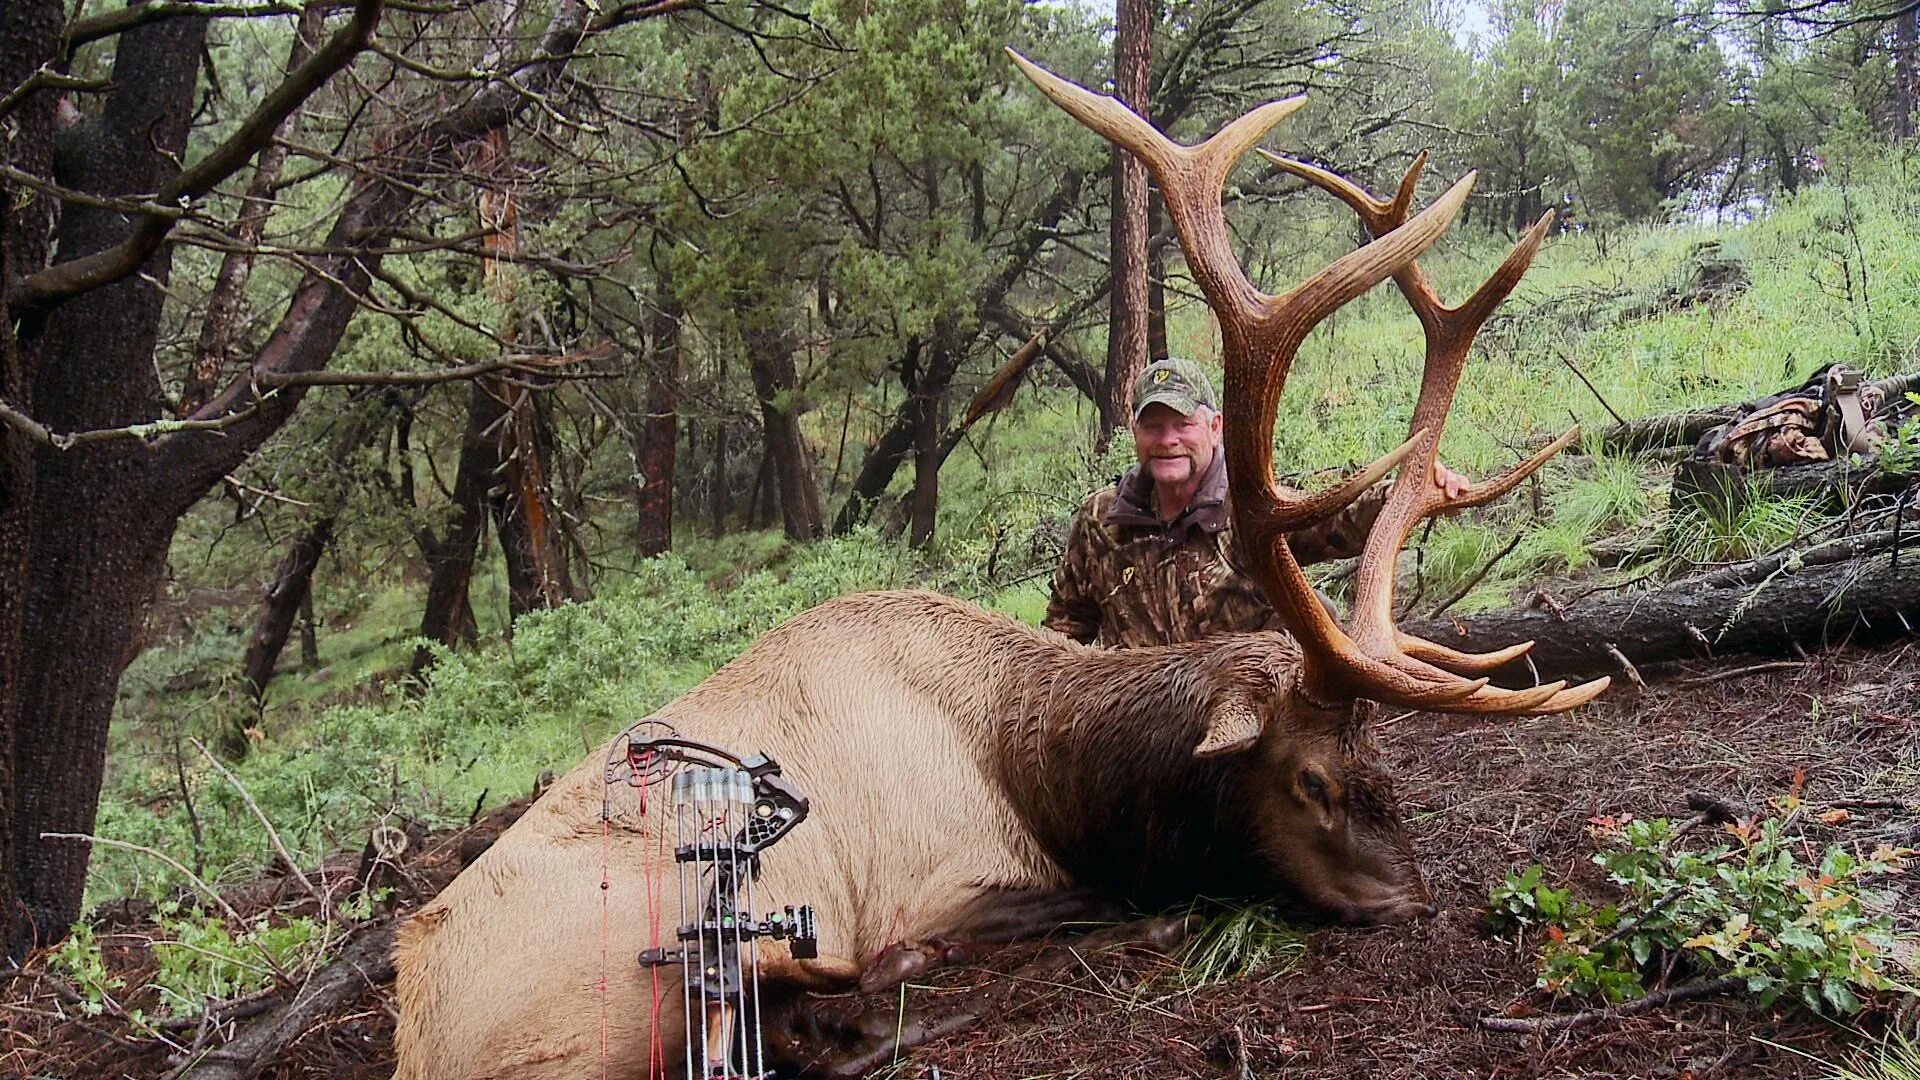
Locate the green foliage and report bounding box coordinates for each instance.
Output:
[1179,903,1307,989]
[1488,811,1918,1015]
[149,907,322,1017]
[1666,489,1830,566]
[48,922,124,1018]
[48,907,324,1027]
[1877,395,1920,476]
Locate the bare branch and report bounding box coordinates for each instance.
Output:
[11,0,385,316]
[0,69,111,123]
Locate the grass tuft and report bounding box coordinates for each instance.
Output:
[1178,902,1307,989]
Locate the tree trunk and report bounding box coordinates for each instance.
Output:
[1147,191,1169,363]
[238,397,391,716]
[8,3,208,958]
[4,0,635,957]
[1896,6,1919,140]
[298,590,320,669]
[636,293,683,557]
[709,417,732,538]
[490,378,574,618]
[746,329,825,541]
[1100,0,1152,451]
[909,369,944,549]
[410,380,502,677]
[0,0,65,959]
[1670,457,1916,515]
[236,517,335,725]
[1401,545,1920,683]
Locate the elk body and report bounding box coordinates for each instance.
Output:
[392,53,1606,1080]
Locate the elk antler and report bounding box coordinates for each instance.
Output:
[1009,52,1607,716]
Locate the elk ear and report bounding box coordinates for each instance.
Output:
[1193,692,1266,757]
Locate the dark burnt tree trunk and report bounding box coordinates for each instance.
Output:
[489,377,575,619]
[0,0,67,957]
[2,0,663,957]
[1099,0,1152,452]
[237,518,335,720]
[7,4,210,958]
[745,328,825,541]
[411,380,502,676]
[636,291,683,557]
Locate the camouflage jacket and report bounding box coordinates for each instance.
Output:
[1042,450,1387,648]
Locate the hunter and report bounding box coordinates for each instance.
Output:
[1045,357,1470,647]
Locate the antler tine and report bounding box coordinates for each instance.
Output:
[1339,210,1557,654]
[1006,48,1303,332]
[1396,632,1536,674]
[1258,148,1427,239]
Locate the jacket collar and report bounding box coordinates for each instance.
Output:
[1105,448,1228,541]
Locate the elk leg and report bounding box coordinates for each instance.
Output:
[857,886,1131,993]
[775,914,1194,1078]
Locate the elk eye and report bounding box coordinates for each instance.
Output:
[1299,767,1330,807]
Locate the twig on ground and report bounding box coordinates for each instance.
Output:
[1479,976,1743,1033]
[1678,660,1806,687]
[1604,643,1646,690]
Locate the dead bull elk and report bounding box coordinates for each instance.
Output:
[392,52,1608,1080]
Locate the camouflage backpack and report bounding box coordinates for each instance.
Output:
[1693,364,1888,469]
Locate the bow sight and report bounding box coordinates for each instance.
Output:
[607,722,817,1080]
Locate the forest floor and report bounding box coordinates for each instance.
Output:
[5,640,1916,1079]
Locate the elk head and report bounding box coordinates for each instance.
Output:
[1009,53,1608,920]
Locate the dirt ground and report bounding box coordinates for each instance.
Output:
[5,643,1917,1080]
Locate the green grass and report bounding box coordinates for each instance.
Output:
[1177,902,1307,988]
[1829,1036,1920,1080]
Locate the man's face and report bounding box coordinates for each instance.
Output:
[1132,402,1223,488]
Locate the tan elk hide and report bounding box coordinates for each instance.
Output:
[391,54,1606,1080]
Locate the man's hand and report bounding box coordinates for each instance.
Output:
[1434,461,1471,502]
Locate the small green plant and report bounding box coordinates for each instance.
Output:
[1876,393,1920,475]
[1488,808,1918,1015]
[47,921,126,1018]
[1179,902,1306,988]
[149,906,324,1017]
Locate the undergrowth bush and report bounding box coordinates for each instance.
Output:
[49,905,325,1030]
[1488,805,1918,1016]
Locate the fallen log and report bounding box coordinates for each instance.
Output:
[1671,456,1916,513]
[1401,543,1920,683]
[173,918,396,1080]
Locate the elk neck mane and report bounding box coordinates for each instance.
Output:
[839,591,1314,904]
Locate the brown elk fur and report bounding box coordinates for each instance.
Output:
[392,589,1420,1079]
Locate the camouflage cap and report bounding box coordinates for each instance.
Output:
[1132,357,1219,420]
